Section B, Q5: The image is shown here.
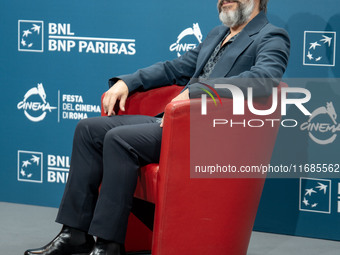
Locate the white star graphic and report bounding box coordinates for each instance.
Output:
[306,51,313,60]
[31,24,41,34]
[302,197,309,206]
[309,41,321,50]
[31,155,40,165]
[22,29,32,37]
[22,160,31,168]
[320,35,332,47]
[305,188,317,196]
[316,182,328,194]
[21,38,27,46]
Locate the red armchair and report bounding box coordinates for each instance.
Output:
[101,84,285,255]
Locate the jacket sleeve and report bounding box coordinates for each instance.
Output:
[109,43,202,93]
[108,25,224,93]
[188,26,290,99]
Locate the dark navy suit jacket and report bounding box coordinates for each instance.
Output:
[111,11,290,98]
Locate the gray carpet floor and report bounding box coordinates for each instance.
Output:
[1,202,339,255]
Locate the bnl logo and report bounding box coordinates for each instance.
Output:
[303,31,336,67]
[17,151,43,183]
[18,20,44,52]
[299,178,331,214]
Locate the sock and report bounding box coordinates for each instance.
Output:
[62,225,91,245]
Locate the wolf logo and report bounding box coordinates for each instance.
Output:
[300,102,340,145]
[170,23,203,57]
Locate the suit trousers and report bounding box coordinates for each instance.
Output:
[55,115,162,244]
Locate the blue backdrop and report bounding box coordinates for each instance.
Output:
[1,0,339,241]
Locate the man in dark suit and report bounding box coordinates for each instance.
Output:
[25,0,290,254]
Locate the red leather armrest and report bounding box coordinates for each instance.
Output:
[101,85,184,117]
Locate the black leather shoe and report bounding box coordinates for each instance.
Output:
[89,239,126,255]
[24,225,95,255]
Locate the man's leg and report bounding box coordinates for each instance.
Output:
[25,115,161,255]
[56,115,159,232]
[87,122,162,244]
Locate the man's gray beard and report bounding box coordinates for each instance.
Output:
[219,0,254,28]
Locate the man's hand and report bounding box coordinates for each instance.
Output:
[160,89,189,127]
[103,80,129,116]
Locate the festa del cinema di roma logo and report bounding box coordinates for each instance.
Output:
[170,23,202,57]
[18,20,136,55]
[17,83,56,122]
[300,102,340,145]
[17,82,101,122]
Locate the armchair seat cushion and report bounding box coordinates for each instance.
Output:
[135,164,159,204]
